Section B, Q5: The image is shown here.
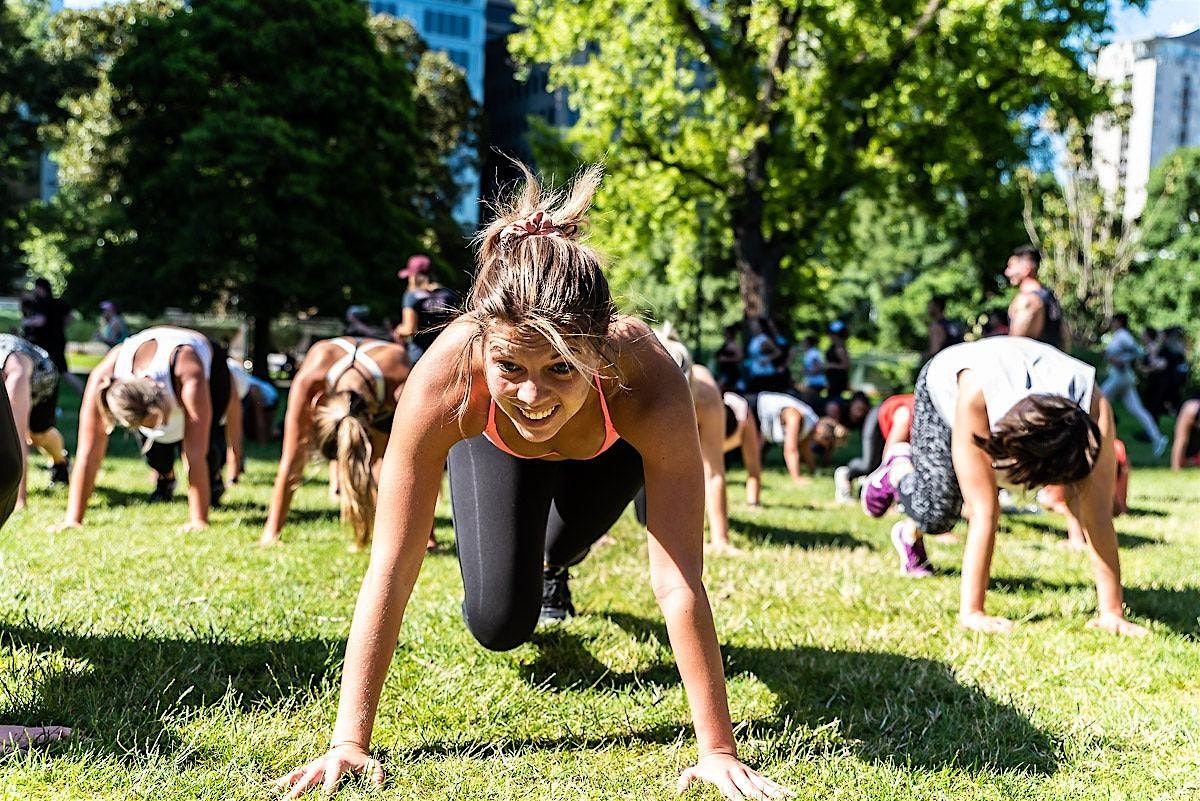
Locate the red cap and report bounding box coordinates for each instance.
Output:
[399,254,431,278]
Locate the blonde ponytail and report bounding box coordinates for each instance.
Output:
[313,392,376,548]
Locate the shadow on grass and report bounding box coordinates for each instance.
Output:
[731,517,870,551]
[1122,506,1167,518]
[518,613,1059,777]
[0,621,344,762]
[998,517,1161,549]
[1124,586,1200,639]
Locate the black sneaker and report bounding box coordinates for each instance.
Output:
[540,566,575,622]
[211,477,225,508]
[49,458,70,487]
[148,477,176,503]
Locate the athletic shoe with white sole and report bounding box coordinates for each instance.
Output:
[891,521,934,577]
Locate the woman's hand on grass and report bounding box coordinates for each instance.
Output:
[179,519,209,533]
[1086,612,1148,637]
[677,753,792,800]
[958,611,1015,634]
[275,744,384,798]
[48,519,81,533]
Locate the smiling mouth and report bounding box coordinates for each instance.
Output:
[518,405,559,421]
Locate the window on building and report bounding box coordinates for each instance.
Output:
[369,0,398,15]
[424,10,470,38]
[447,49,470,70]
[1182,76,1192,147]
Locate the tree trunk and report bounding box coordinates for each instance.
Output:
[731,197,781,320]
[251,312,274,379]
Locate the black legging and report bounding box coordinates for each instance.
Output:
[845,405,883,481]
[140,342,233,489]
[0,381,22,527]
[447,436,644,652]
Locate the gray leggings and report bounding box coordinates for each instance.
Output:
[897,367,962,535]
[845,405,884,481]
[0,381,20,527]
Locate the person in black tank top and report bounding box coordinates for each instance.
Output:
[1005,245,1066,348]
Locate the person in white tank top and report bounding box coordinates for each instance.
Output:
[861,336,1147,637]
[755,391,820,484]
[55,326,237,533]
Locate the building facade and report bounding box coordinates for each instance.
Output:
[366,0,486,224]
[480,0,576,201]
[1093,28,1200,219]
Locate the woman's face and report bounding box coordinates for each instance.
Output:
[484,325,599,444]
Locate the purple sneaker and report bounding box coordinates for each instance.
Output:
[891,521,934,577]
[862,454,902,517]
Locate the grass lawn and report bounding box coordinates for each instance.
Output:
[0,389,1197,800]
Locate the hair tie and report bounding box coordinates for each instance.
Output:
[502,211,576,246]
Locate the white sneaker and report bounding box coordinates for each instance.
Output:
[1153,434,1169,458]
[834,466,853,504]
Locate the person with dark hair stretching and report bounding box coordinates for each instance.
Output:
[56,326,237,532]
[0,382,72,751]
[0,334,71,506]
[275,165,789,800]
[861,336,1146,636]
[1005,245,1067,348]
[262,337,410,549]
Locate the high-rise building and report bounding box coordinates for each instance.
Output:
[365,0,486,225]
[481,0,576,201]
[1093,28,1200,219]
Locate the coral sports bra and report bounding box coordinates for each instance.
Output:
[483,375,620,460]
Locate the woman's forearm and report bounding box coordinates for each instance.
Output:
[331,562,417,747]
[704,474,729,545]
[656,584,736,757]
[183,443,211,523]
[958,511,998,616]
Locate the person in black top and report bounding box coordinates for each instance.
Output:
[714,323,744,391]
[1005,246,1066,349]
[925,295,964,360]
[824,320,851,399]
[21,279,84,392]
[393,254,459,363]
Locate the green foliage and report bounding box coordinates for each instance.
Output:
[1116,147,1200,350]
[0,0,89,284]
[509,0,1129,323]
[29,0,480,344]
[58,0,421,331]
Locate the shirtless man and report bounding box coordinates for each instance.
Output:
[1005,245,1067,349]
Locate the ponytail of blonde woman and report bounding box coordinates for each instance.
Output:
[312,391,375,549]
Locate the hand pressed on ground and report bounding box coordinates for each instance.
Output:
[275,744,384,798]
[677,753,793,800]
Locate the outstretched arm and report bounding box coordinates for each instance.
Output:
[60,353,116,528]
[1065,397,1147,636]
[176,349,213,530]
[739,416,763,505]
[950,373,1006,632]
[693,375,729,548]
[275,377,456,797]
[1171,401,1198,471]
[262,373,319,545]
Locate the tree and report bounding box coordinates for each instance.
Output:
[1115,147,1200,346]
[42,0,424,372]
[510,0,1139,320]
[1020,115,1181,344]
[0,0,87,285]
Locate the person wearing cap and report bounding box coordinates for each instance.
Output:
[393,254,460,363]
[96,301,129,348]
[824,320,851,399]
